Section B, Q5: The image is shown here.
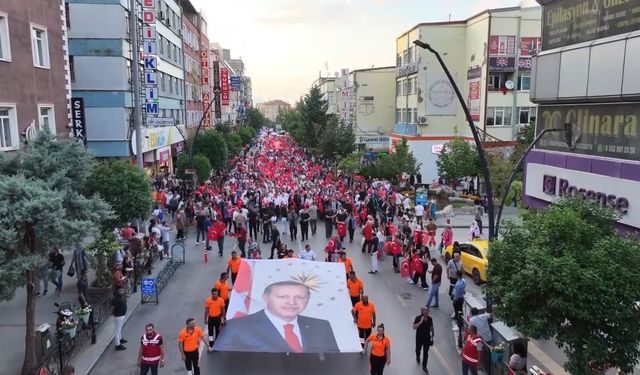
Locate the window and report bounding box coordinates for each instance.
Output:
[0,105,18,150]
[31,24,50,68]
[396,80,402,96]
[396,54,401,67]
[0,12,11,61]
[395,109,401,123]
[69,55,75,82]
[401,108,407,123]
[402,50,408,65]
[407,78,414,95]
[160,72,165,91]
[38,105,55,134]
[407,46,414,63]
[517,73,530,91]
[486,106,513,126]
[488,74,503,91]
[169,76,173,94]
[167,41,172,59]
[412,108,418,124]
[65,3,70,28]
[159,35,164,54]
[518,107,537,124]
[173,45,177,62]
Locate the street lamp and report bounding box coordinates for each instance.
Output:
[493,126,568,236]
[413,40,497,239]
[188,87,221,186]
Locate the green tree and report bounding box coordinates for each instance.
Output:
[318,117,356,160]
[487,198,640,375]
[225,132,243,156]
[175,153,212,184]
[85,161,154,228]
[192,130,228,171]
[299,86,331,147]
[278,108,306,145]
[360,138,417,179]
[245,108,268,131]
[0,131,110,374]
[487,152,513,200]
[337,152,363,174]
[239,126,256,145]
[436,136,480,182]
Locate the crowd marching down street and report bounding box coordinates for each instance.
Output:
[113,129,494,375]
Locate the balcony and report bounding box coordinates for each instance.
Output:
[394,123,417,136]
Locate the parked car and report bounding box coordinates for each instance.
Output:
[444,239,488,285]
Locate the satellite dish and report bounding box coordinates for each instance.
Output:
[505,80,515,90]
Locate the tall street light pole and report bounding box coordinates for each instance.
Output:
[413,40,497,239]
[493,126,568,236]
[188,88,220,186]
[129,0,143,170]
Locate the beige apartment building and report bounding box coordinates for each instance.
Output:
[256,99,291,122]
[394,6,542,183]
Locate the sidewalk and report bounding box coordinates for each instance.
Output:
[435,205,521,229]
[0,234,177,375]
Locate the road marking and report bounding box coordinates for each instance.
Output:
[396,293,407,307]
[528,341,569,375]
[199,342,206,360]
[431,344,457,375]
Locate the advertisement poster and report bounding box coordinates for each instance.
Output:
[520,37,541,56]
[214,259,362,353]
[489,57,516,72]
[467,66,481,122]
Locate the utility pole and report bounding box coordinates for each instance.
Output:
[129,0,143,170]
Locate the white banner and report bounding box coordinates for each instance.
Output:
[214,259,362,353]
[426,74,457,116]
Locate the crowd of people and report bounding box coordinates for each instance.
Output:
[113,129,503,375]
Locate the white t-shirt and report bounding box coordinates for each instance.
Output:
[414,204,424,217]
[403,197,411,210]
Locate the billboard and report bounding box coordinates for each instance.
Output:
[220,68,230,106]
[536,103,640,161]
[542,0,640,51]
[214,259,361,353]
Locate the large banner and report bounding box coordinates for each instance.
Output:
[220,68,230,106]
[467,67,482,122]
[214,259,362,353]
[542,0,640,50]
[536,103,640,161]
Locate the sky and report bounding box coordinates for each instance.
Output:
[191,0,539,105]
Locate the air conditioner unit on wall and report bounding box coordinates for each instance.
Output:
[419,116,428,125]
[516,124,526,133]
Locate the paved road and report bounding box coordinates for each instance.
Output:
[90,219,525,375]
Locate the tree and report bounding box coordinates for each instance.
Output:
[436,136,480,182]
[238,126,256,145]
[337,152,364,174]
[318,117,356,160]
[245,108,268,131]
[176,153,211,184]
[487,152,513,200]
[193,130,228,171]
[225,133,243,156]
[278,108,306,145]
[85,161,154,228]
[360,138,417,179]
[0,131,110,374]
[298,86,331,147]
[487,198,640,375]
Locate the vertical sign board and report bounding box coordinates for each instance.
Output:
[71,98,87,144]
[467,67,482,121]
[202,92,211,127]
[141,0,158,119]
[339,68,350,122]
[141,277,158,304]
[220,68,230,106]
[200,50,211,126]
[212,61,222,120]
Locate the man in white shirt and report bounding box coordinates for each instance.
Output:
[414,203,425,225]
[298,244,317,261]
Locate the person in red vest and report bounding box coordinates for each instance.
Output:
[461,325,484,375]
[391,235,403,273]
[212,217,227,257]
[137,323,165,375]
[361,219,374,254]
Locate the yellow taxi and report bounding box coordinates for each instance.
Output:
[443,239,489,285]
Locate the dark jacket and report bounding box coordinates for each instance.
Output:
[214,309,339,353]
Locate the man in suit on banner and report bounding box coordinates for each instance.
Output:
[214,281,339,353]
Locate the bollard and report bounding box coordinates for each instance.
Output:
[203,247,208,263]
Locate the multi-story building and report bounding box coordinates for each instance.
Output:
[346,67,396,151]
[313,76,338,115]
[0,0,70,151]
[256,100,291,122]
[66,0,186,173]
[524,0,640,236]
[394,6,542,183]
[181,0,208,131]
[209,43,251,125]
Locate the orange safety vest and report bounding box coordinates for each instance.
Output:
[461,334,483,365]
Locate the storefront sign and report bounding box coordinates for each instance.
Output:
[431,144,444,154]
[156,147,171,163]
[71,98,86,144]
[220,68,230,106]
[212,61,221,120]
[536,104,640,161]
[200,50,209,85]
[542,0,640,51]
[130,126,184,155]
[467,66,482,80]
[525,163,639,228]
[356,135,390,150]
[517,57,532,71]
[489,57,516,72]
[396,61,419,77]
[340,68,350,122]
[230,76,241,91]
[141,0,158,119]
[520,37,541,56]
[202,92,211,127]
[467,66,481,121]
[146,117,175,127]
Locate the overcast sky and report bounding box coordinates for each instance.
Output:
[191,0,539,105]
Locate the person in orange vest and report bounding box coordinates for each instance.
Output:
[366,323,391,375]
[461,325,484,375]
